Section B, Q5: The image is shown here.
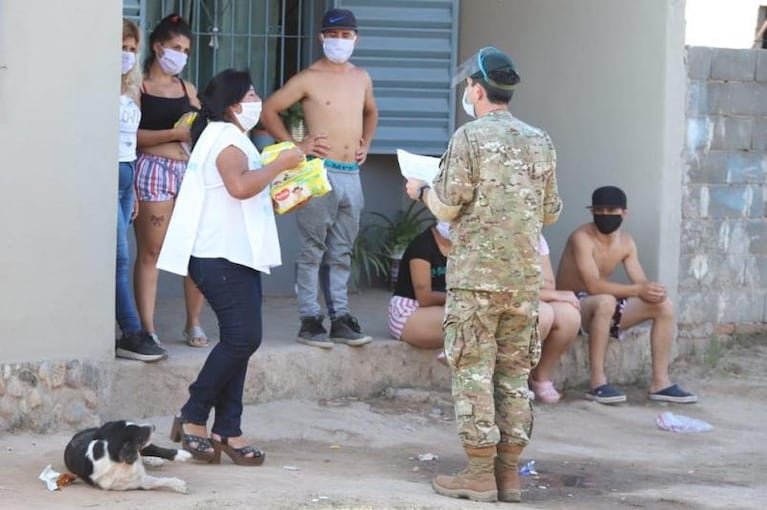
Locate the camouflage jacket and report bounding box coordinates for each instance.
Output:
[433,110,562,293]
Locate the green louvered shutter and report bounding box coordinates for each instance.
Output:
[122,0,146,29]
[334,0,460,156]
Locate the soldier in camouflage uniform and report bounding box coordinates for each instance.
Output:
[406,47,562,503]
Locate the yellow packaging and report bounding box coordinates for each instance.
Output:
[261,142,332,214]
[174,112,198,156]
[174,111,198,128]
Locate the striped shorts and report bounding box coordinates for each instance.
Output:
[135,153,187,202]
[387,295,419,340]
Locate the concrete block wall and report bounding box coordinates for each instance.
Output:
[681,47,767,343]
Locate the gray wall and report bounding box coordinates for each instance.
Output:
[157,0,690,299]
[0,0,121,363]
[458,0,687,293]
[0,0,694,365]
[680,47,767,339]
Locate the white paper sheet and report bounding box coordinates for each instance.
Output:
[396,149,441,183]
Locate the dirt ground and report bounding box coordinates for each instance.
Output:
[1,340,765,510]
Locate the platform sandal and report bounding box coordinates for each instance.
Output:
[169,415,216,463]
[211,436,266,466]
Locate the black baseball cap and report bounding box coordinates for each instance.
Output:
[589,186,627,209]
[321,8,357,32]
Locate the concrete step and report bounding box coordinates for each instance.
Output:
[104,290,655,421]
[557,326,655,389]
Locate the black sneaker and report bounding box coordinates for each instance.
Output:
[296,315,333,349]
[116,331,166,362]
[330,314,372,346]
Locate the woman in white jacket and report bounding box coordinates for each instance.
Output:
[160,69,303,465]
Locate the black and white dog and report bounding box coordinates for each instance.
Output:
[64,420,191,493]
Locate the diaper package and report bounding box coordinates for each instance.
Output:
[174,111,198,156]
[174,111,198,128]
[261,142,332,214]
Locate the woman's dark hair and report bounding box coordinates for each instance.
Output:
[144,14,193,73]
[190,69,253,148]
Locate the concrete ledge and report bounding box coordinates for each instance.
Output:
[103,340,452,421]
[554,326,654,389]
[105,327,655,422]
[102,290,657,421]
[0,291,664,431]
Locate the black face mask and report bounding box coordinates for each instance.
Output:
[593,214,622,234]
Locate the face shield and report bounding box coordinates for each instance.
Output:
[451,46,519,91]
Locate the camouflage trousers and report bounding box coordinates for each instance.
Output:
[444,289,540,448]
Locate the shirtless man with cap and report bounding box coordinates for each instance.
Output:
[261,8,378,349]
[557,186,697,405]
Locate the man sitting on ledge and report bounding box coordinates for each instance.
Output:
[556,186,697,405]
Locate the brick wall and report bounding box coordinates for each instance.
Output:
[680,47,767,343]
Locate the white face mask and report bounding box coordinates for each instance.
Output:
[462,88,476,118]
[234,101,262,132]
[157,47,188,75]
[322,36,356,64]
[436,222,451,240]
[121,51,137,74]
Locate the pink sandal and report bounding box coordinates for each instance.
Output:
[529,379,561,404]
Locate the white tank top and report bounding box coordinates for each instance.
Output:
[119,95,141,162]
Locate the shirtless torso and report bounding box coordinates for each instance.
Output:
[556,223,633,294]
[556,222,666,303]
[261,57,377,164]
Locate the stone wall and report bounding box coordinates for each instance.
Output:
[0,361,107,432]
[680,47,767,346]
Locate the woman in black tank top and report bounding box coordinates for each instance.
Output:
[133,14,209,351]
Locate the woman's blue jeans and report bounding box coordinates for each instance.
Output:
[116,162,141,335]
[182,257,263,437]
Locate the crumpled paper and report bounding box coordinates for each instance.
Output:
[519,460,538,476]
[38,465,76,491]
[656,412,713,433]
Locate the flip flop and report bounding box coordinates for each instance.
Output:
[183,325,209,348]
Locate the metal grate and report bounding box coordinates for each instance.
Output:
[129,0,325,96]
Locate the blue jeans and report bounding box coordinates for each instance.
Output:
[116,162,141,335]
[182,257,263,437]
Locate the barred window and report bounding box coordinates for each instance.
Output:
[124,0,460,155]
[122,0,321,98]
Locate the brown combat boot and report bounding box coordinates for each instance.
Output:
[431,446,498,502]
[495,443,524,502]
